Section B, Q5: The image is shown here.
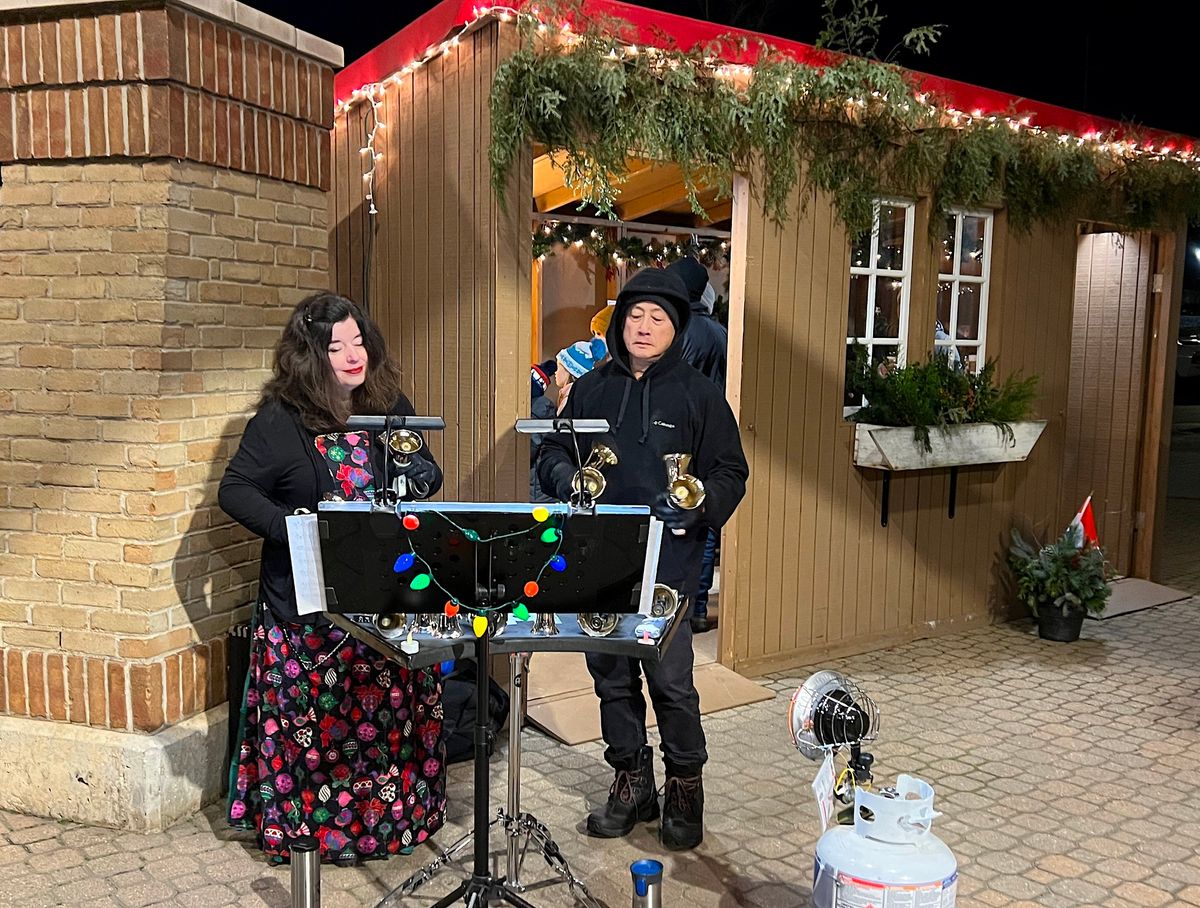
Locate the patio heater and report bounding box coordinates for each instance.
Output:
[788,670,958,908]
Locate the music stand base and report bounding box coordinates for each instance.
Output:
[428,874,538,908]
[503,810,601,906]
[377,824,486,907]
[379,808,600,908]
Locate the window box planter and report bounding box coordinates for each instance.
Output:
[852,420,1047,471]
[852,420,1047,525]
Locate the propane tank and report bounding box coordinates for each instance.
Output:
[812,775,956,908]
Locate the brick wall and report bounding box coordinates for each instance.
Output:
[0,0,337,737]
[0,159,328,732]
[0,5,332,188]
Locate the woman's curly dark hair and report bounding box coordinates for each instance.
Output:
[262,292,404,430]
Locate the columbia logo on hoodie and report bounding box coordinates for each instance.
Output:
[652,420,676,429]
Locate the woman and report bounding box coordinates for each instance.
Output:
[219,292,446,864]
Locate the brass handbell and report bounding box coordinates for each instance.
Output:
[374,612,408,639]
[571,444,618,502]
[577,613,620,637]
[650,583,681,619]
[663,453,705,510]
[430,613,463,639]
[386,428,423,466]
[531,612,558,636]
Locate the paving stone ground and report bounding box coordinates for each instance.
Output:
[4,589,1199,907]
[4,459,1200,906]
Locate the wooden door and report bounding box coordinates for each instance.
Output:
[1062,229,1154,575]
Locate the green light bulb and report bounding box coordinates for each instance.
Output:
[513,603,530,620]
[540,527,560,544]
[410,573,431,591]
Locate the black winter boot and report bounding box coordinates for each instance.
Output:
[660,770,704,850]
[585,747,659,837]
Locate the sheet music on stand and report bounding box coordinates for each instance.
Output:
[286,512,327,616]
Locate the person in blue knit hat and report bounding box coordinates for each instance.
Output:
[528,338,607,500]
[557,336,608,380]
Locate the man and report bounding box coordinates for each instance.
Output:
[537,267,748,851]
[672,257,727,390]
[668,257,729,634]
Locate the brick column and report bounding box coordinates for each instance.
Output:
[0,0,340,830]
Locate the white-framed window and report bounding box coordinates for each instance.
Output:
[845,199,915,411]
[935,210,993,372]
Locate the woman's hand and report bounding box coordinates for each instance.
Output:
[396,453,438,486]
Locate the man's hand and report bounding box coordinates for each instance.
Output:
[652,492,704,534]
[548,462,577,502]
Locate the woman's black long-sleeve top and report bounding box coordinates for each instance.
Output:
[218,394,441,622]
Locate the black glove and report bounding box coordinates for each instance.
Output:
[547,462,577,503]
[652,491,705,533]
[396,453,439,497]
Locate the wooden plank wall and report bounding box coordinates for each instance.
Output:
[329,22,531,502]
[724,184,1081,674]
[1062,231,1153,575]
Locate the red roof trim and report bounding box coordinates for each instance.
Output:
[334,0,1189,146]
[335,0,479,99]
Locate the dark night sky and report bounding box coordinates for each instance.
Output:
[260,0,1200,137]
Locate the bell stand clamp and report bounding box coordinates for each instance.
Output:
[318,492,661,908]
[515,418,611,515]
[346,415,446,507]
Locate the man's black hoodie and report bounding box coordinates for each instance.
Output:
[536,268,749,598]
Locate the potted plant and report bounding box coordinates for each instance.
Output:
[847,349,1045,470]
[1008,528,1112,641]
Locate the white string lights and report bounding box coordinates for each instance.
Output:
[360,84,384,216]
[338,6,522,214]
[336,5,1197,215]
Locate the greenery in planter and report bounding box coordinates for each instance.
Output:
[1008,529,1112,618]
[846,347,1039,451]
[489,1,1200,237]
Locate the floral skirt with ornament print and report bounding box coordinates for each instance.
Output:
[228,606,446,863]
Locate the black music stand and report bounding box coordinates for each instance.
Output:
[319,501,659,908]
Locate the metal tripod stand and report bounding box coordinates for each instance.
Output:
[377,651,602,908]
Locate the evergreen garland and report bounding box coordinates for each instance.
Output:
[490,6,1200,236]
[532,220,730,268]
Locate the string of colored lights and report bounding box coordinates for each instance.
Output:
[336,5,1198,219]
[391,506,569,633]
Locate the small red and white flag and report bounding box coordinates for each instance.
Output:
[1068,495,1099,548]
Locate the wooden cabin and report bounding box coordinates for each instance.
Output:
[328,0,1187,674]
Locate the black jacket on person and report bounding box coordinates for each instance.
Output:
[219,395,442,622]
[669,256,728,389]
[680,301,728,389]
[536,269,748,599]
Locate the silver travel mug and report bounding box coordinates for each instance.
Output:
[290,835,321,908]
